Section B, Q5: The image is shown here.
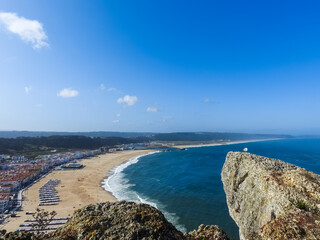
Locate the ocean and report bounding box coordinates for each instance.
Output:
[102,138,320,239]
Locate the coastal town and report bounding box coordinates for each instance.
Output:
[0,143,148,229]
[0,150,101,220]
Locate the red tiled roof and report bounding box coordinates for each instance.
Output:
[0,193,9,201]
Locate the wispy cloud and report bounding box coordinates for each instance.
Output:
[117,95,138,106]
[162,116,172,123]
[112,119,120,123]
[116,113,121,117]
[146,106,158,113]
[24,86,32,94]
[57,88,79,98]
[2,56,17,64]
[100,83,106,90]
[203,98,218,104]
[107,87,121,93]
[0,12,48,49]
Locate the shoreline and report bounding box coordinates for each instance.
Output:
[176,138,283,149]
[100,138,283,205]
[1,150,152,232]
[1,138,283,232]
[101,151,159,198]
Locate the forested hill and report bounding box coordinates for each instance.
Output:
[0,132,293,158]
[0,131,292,140]
[0,136,146,158]
[148,132,292,142]
[0,131,153,138]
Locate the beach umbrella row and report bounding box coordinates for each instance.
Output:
[38,179,61,206]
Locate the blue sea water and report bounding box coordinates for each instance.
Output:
[102,138,320,239]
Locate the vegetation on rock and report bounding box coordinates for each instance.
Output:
[222,152,320,240]
[0,201,229,240]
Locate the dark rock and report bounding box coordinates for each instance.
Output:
[185,224,230,240]
[47,201,229,240]
[0,231,39,240]
[49,201,184,240]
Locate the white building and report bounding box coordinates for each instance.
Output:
[0,194,9,213]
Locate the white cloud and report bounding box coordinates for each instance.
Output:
[117,95,138,106]
[36,103,43,108]
[57,88,79,98]
[116,113,121,117]
[100,84,105,90]
[146,106,158,113]
[0,12,48,49]
[25,86,32,94]
[112,119,120,123]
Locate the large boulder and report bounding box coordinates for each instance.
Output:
[221,152,320,240]
[48,201,229,240]
[50,201,184,240]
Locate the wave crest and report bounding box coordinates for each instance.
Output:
[101,151,187,232]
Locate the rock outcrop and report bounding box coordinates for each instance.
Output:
[221,152,320,240]
[186,224,230,240]
[51,201,185,240]
[0,201,229,240]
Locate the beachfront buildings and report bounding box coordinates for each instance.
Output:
[0,194,9,214]
[0,149,102,214]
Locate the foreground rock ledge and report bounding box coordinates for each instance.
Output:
[0,201,229,240]
[221,152,320,240]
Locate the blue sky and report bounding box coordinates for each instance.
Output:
[0,1,320,134]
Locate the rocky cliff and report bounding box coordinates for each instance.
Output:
[0,201,229,240]
[221,152,320,240]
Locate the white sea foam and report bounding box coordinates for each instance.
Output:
[135,192,186,232]
[102,152,157,198]
[136,193,158,208]
[101,151,187,232]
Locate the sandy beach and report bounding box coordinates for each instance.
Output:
[1,138,280,232]
[176,138,281,149]
[1,150,152,232]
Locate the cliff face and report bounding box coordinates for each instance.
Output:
[221,152,320,240]
[0,201,229,240]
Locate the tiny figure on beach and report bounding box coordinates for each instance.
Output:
[243,148,248,152]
